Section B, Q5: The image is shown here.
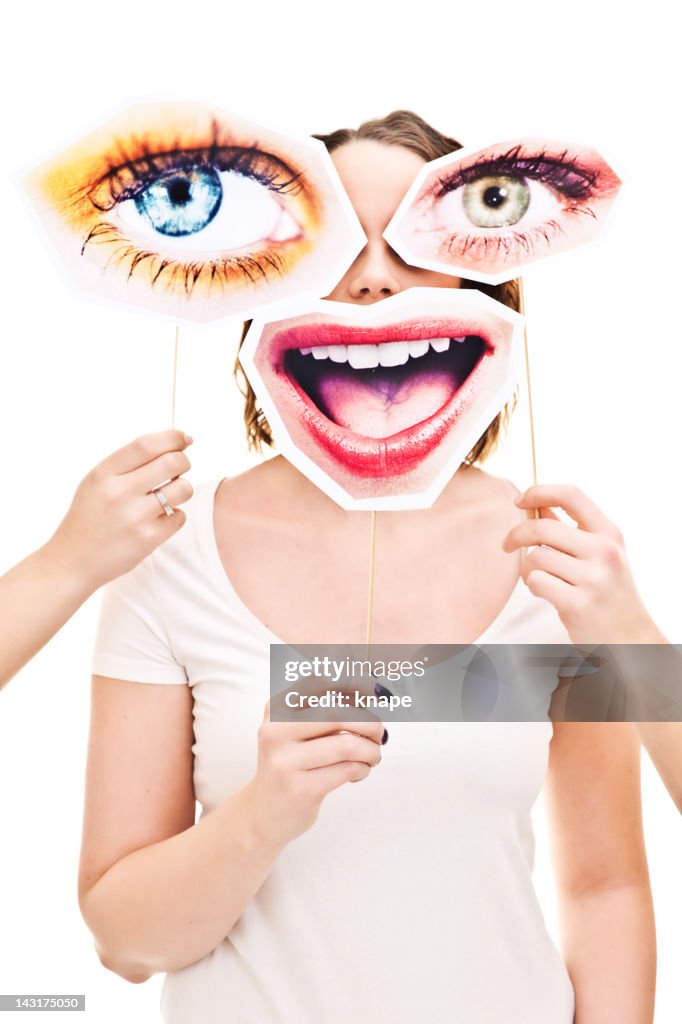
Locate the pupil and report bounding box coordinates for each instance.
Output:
[483,185,508,208]
[134,166,223,237]
[166,177,192,206]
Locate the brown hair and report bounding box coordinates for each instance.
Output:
[234,109,520,465]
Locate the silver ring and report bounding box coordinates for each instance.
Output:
[153,488,174,517]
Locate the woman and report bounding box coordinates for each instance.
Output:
[80,112,658,1023]
[0,430,193,689]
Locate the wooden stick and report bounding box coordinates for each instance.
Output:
[518,280,540,518]
[171,325,180,429]
[365,510,378,658]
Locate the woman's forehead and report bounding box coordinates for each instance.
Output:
[330,140,427,228]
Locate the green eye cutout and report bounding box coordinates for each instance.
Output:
[382,137,622,285]
[462,175,530,228]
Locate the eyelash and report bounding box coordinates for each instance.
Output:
[80,127,305,292]
[451,206,598,259]
[428,145,601,260]
[88,123,303,210]
[435,145,599,201]
[449,219,559,259]
[81,221,289,294]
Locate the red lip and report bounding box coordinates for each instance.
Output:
[265,317,496,477]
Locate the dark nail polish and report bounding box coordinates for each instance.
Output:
[374,683,394,699]
[381,728,389,745]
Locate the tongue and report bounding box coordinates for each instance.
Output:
[315,363,458,437]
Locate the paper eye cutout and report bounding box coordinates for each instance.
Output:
[23,102,366,323]
[383,139,622,284]
[239,288,523,511]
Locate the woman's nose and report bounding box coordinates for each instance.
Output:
[346,241,402,302]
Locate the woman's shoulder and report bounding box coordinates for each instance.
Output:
[213,460,269,511]
[458,464,522,503]
[439,465,525,538]
[214,455,301,524]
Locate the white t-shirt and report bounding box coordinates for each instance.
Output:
[92,479,576,1024]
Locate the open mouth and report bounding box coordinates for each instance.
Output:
[270,319,494,477]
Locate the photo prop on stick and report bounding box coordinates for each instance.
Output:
[383,138,622,284]
[23,102,366,323]
[239,288,524,511]
[24,114,622,517]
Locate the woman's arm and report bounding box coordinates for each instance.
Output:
[79,677,281,983]
[0,431,192,688]
[545,721,655,1024]
[506,485,682,813]
[79,676,383,982]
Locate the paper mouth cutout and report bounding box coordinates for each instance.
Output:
[239,288,524,510]
[23,102,366,323]
[383,138,622,284]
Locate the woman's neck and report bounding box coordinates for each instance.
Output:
[257,454,485,526]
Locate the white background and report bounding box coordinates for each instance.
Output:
[1,1,680,1021]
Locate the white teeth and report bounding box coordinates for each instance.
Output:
[348,344,380,369]
[297,336,469,365]
[407,340,430,359]
[327,344,348,363]
[378,341,410,367]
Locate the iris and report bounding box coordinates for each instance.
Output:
[135,167,222,237]
[462,174,530,229]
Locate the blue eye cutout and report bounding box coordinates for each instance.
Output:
[134,167,222,237]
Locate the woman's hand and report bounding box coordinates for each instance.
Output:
[0,430,194,688]
[502,484,664,645]
[244,698,385,849]
[47,430,194,591]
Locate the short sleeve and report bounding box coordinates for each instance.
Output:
[91,552,188,684]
